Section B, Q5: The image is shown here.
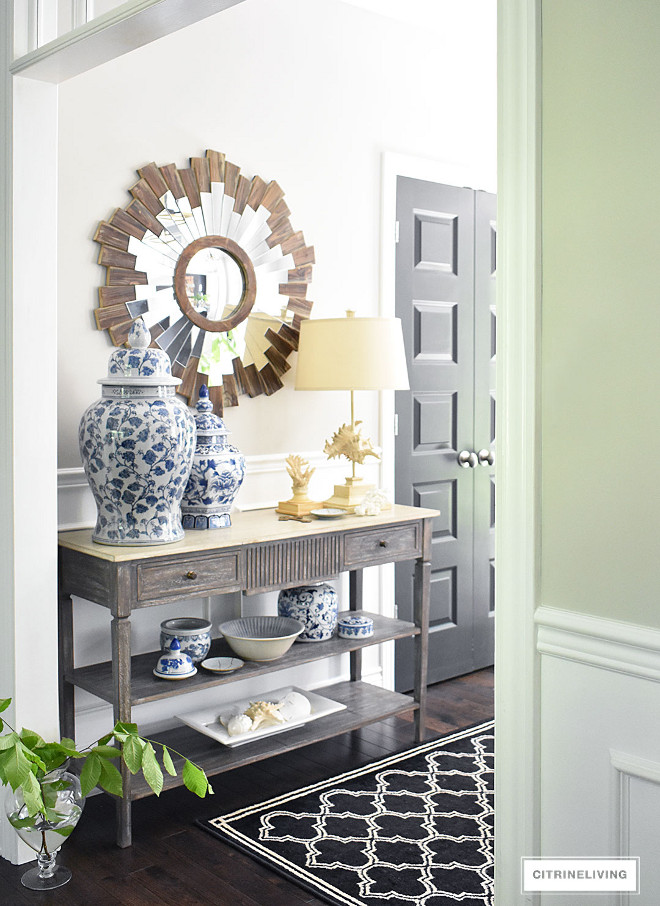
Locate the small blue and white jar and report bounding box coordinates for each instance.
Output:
[79,319,196,545]
[337,615,374,639]
[181,384,245,529]
[153,638,196,679]
[160,617,212,664]
[277,582,338,642]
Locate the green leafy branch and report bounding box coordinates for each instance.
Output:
[0,698,213,819]
[199,332,240,377]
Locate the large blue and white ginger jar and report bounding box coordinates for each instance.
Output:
[277,582,338,642]
[181,384,245,529]
[79,319,196,545]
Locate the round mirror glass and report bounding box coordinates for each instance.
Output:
[185,246,244,321]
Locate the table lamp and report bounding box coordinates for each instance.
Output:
[295,311,409,512]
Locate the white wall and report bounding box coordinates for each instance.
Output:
[538,3,660,903]
[58,0,496,467]
[56,0,496,742]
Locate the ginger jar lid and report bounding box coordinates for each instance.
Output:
[192,384,229,438]
[101,319,181,387]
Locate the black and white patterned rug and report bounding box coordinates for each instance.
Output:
[200,721,494,906]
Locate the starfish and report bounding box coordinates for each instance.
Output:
[244,700,286,730]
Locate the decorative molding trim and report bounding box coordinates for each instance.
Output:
[57,451,349,529]
[10,0,246,83]
[610,749,660,787]
[536,606,660,683]
[58,466,90,490]
[0,0,16,866]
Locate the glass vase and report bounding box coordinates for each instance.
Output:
[5,768,85,890]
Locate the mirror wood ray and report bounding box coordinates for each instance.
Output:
[93,149,314,412]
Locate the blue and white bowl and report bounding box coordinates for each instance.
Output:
[160,617,212,664]
[277,583,338,642]
[337,615,374,639]
[153,638,197,679]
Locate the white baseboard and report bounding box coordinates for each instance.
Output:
[535,605,660,683]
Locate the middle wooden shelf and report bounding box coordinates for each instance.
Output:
[66,611,419,706]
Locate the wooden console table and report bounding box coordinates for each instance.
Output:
[58,504,436,847]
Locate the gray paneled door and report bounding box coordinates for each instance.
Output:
[394,177,496,690]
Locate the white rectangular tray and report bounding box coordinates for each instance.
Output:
[175,686,346,747]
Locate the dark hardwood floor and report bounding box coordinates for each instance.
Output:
[0,669,493,905]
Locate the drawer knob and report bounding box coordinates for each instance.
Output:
[379,540,388,548]
[184,570,197,580]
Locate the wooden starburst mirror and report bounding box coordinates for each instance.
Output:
[93,150,314,412]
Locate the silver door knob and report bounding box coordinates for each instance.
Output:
[478,449,494,466]
[458,450,478,468]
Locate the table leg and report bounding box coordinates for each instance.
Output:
[413,518,432,742]
[58,590,75,742]
[349,569,363,681]
[111,615,132,848]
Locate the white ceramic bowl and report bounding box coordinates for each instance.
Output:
[218,616,304,661]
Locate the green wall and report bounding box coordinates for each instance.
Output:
[541,0,660,625]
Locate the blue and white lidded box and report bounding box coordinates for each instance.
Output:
[337,615,374,639]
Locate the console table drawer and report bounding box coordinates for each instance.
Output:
[343,523,421,568]
[137,552,241,601]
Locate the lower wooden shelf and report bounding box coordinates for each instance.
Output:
[128,680,416,800]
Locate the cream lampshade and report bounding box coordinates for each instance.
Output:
[295,311,409,512]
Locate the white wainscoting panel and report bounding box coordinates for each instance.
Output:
[58,450,357,530]
[610,750,660,906]
[536,606,660,906]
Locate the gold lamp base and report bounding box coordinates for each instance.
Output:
[323,477,375,514]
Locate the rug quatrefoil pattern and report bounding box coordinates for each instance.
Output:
[201,721,494,906]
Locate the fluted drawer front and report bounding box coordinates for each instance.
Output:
[137,552,241,601]
[343,523,421,568]
[246,535,342,592]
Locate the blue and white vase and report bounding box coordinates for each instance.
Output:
[277,582,338,642]
[181,384,245,529]
[79,319,196,545]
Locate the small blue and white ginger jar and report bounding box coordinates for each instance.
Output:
[160,617,212,664]
[277,582,338,642]
[181,384,245,529]
[153,638,196,679]
[79,318,196,545]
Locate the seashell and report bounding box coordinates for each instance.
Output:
[227,714,253,736]
[217,706,242,727]
[278,691,312,722]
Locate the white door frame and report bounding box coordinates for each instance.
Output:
[1,3,542,894]
[495,0,542,901]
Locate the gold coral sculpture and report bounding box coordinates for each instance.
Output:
[276,454,320,517]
